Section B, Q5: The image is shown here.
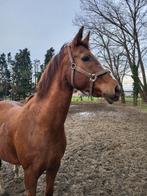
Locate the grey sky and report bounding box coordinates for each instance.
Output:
[0,0,80,62]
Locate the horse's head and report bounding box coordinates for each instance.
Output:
[64,26,120,104]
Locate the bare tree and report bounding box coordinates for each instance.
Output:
[95,32,129,103]
[75,0,147,105]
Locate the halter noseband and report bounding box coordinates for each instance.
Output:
[67,44,110,96]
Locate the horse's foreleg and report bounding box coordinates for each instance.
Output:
[45,163,60,196]
[24,168,38,196]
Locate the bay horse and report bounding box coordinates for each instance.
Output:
[0,27,120,196]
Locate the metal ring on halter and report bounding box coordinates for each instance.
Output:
[90,74,97,82]
[71,63,77,70]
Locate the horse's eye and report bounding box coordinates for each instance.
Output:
[81,56,90,62]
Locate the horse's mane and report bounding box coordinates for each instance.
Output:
[37,45,65,98]
[24,94,34,104]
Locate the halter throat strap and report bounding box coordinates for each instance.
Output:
[67,45,109,96]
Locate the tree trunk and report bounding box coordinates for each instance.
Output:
[121,91,125,104]
[133,94,138,106]
[141,90,147,103]
[119,83,125,104]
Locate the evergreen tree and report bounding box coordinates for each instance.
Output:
[0,53,11,98]
[7,52,16,100]
[36,47,55,82]
[44,47,55,66]
[12,48,32,100]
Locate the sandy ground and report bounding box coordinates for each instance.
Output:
[0,103,147,196]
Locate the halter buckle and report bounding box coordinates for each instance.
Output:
[71,63,77,70]
[90,74,97,82]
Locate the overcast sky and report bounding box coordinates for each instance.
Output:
[0,0,80,62]
[0,0,134,90]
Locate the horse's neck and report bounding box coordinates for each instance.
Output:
[36,73,73,129]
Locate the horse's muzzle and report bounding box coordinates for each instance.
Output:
[104,85,121,104]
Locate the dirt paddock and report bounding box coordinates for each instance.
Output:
[1,103,147,196]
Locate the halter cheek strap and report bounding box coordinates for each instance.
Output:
[67,45,110,96]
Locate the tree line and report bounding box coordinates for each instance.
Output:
[75,0,147,105]
[0,47,54,100]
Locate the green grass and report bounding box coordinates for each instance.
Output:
[138,102,147,111]
[125,96,147,110]
[72,96,98,103]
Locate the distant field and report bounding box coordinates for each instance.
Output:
[72,96,147,111]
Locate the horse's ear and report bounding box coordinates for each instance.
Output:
[82,31,90,48]
[71,26,84,47]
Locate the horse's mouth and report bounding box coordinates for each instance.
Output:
[104,95,120,104]
[84,89,120,104]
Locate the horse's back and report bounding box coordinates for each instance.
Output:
[0,100,22,121]
[0,100,22,108]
